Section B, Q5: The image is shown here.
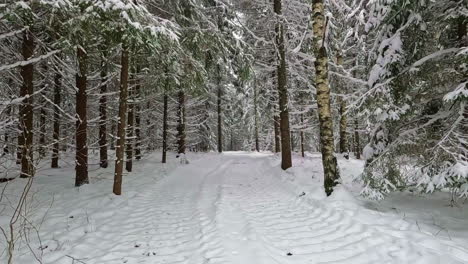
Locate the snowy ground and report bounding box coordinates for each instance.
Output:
[1,152,468,263]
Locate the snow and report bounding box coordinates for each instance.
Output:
[2,152,468,263]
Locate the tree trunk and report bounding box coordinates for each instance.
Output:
[126,71,135,172]
[301,113,305,157]
[254,79,260,152]
[274,0,292,170]
[134,68,142,160]
[273,110,281,153]
[19,30,35,178]
[312,0,340,196]
[113,48,129,195]
[75,46,89,186]
[177,90,186,155]
[38,68,47,159]
[339,99,349,159]
[51,71,61,168]
[162,92,168,163]
[354,119,361,159]
[98,57,108,168]
[3,105,11,155]
[110,121,116,150]
[217,67,223,153]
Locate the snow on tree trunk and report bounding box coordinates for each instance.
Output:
[301,113,305,158]
[113,48,129,196]
[135,68,142,161]
[19,30,35,178]
[254,79,260,152]
[217,66,223,153]
[99,57,108,168]
[75,45,89,186]
[312,0,340,196]
[354,119,361,159]
[126,69,135,172]
[177,90,186,155]
[162,92,168,163]
[38,65,47,158]
[51,71,61,168]
[339,99,349,159]
[274,0,292,170]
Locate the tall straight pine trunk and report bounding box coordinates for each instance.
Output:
[134,69,142,160]
[75,46,89,186]
[126,70,135,172]
[19,30,35,178]
[177,90,186,155]
[217,66,223,153]
[51,71,61,168]
[162,92,168,163]
[38,65,47,158]
[312,0,340,196]
[339,99,348,159]
[99,57,108,168]
[113,47,129,195]
[354,119,361,159]
[300,113,305,157]
[274,0,292,170]
[254,79,260,152]
[273,103,281,153]
[337,55,348,159]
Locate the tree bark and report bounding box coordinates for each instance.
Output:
[273,109,281,153]
[217,67,223,153]
[3,105,11,155]
[126,70,135,172]
[51,71,61,168]
[75,46,89,186]
[134,68,142,160]
[301,113,305,158]
[110,121,116,150]
[177,90,186,155]
[339,99,349,159]
[312,0,340,196]
[113,48,129,195]
[19,30,35,178]
[354,119,361,159]
[254,79,260,152]
[162,92,168,163]
[98,57,108,168]
[38,67,47,158]
[274,0,292,170]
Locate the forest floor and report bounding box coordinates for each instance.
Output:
[1,152,468,264]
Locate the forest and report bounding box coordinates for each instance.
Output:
[0,0,467,263]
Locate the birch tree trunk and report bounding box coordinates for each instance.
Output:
[274,0,292,170]
[113,47,129,195]
[312,0,340,195]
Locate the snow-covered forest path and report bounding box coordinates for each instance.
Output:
[92,152,465,264]
[6,152,468,264]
